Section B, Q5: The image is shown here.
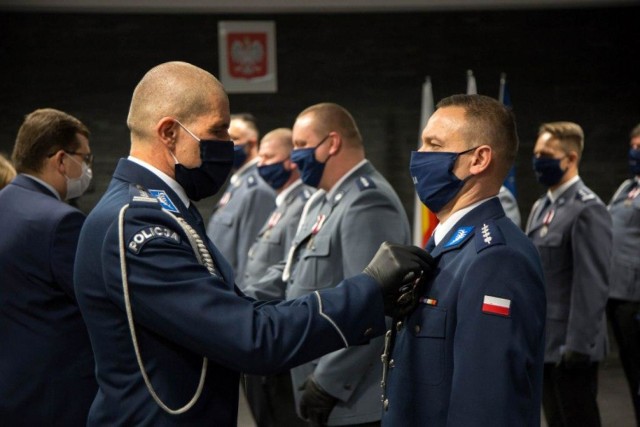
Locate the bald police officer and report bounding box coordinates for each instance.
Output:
[526,121,611,427]
[73,61,433,426]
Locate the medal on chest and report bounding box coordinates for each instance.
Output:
[307,214,327,249]
[540,209,555,238]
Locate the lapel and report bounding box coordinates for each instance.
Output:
[430,198,505,259]
[113,159,235,286]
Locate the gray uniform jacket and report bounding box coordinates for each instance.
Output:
[608,178,640,301]
[499,185,522,228]
[243,180,313,296]
[206,162,276,288]
[251,160,411,425]
[526,178,612,362]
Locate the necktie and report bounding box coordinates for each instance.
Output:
[425,236,436,253]
[537,196,551,220]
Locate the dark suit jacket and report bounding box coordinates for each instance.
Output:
[0,174,96,426]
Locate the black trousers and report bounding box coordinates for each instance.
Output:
[607,298,640,425]
[542,361,601,427]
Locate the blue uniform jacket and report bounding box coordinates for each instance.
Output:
[0,174,96,426]
[74,159,386,426]
[382,198,546,427]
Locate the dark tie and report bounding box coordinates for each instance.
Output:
[425,236,436,252]
[537,196,551,220]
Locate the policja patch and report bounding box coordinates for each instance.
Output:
[128,226,181,254]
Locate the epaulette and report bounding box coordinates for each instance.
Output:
[356,175,377,191]
[474,220,505,253]
[246,174,258,188]
[576,187,596,202]
[128,184,161,209]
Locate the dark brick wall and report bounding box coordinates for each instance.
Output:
[0,7,637,223]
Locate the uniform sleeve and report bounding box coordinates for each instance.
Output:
[313,189,409,401]
[50,210,86,300]
[566,203,612,354]
[102,206,385,375]
[498,186,522,228]
[447,245,546,426]
[235,186,276,287]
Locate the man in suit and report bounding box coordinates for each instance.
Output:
[526,121,611,427]
[251,102,412,426]
[206,113,275,288]
[383,94,546,426]
[606,122,640,424]
[243,128,312,427]
[0,108,97,425]
[73,61,433,426]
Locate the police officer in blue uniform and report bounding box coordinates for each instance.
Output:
[243,127,312,427]
[606,123,640,424]
[382,94,546,426]
[526,121,611,427]
[73,61,433,426]
[206,113,276,289]
[250,102,412,427]
[0,108,97,425]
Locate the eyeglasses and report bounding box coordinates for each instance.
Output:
[65,151,94,165]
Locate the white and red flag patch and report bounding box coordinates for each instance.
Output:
[482,295,511,317]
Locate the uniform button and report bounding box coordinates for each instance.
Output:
[389,359,395,368]
[383,398,389,411]
[414,325,421,334]
[396,321,403,331]
[364,327,373,337]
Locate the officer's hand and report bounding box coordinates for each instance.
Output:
[559,350,591,369]
[363,242,436,318]
[298,376,337,427]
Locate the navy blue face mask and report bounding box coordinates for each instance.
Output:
[409,147,476,213]
[258,161,292,190]
[290,135,330,188]
[532,156,566,187]
[174,121,234,201]
[233,144,248,169]
[628,148,640,175]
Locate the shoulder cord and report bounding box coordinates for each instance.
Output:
[118,204,214,415]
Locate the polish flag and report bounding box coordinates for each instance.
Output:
[482,295,511,317]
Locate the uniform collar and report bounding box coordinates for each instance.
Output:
[230,157,259,186]
[326,159,369,201]
[21,174,61,200]
[433,196,496,245]
[127,156,190,208]
[547,175,580,203]
[276,179,303,207]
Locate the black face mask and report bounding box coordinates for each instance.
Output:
[175,139,234,201]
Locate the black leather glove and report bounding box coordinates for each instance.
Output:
[298,376,338,427]
[363,241,436,318]
[559,350,591,369]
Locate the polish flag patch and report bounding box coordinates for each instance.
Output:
[482,295,511,317]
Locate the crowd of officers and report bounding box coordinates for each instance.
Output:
[0,61,638,427]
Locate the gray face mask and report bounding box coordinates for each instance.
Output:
[64,154,92,199]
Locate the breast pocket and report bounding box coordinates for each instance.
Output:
[396,306,447,386]
[296,235,335,291]
[262,229,284,264]
[537,231,566,271]
[212,210,234,228]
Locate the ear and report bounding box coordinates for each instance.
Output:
[156,117,178,148]
[566,150,579,167]
[468,145,493,175]
[285,157,298,171]
[327,132,342,156]
[51,149,67,174]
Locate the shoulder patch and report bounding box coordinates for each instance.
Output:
[247,174,258,188]
[443,226,474,248]
[148,189,179,213]
[128,185,161,209]
[474,220,505,253]
[356,175,377,191]
[128,225,181,254]
[576,188,596,202]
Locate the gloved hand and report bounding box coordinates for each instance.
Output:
[298,376,338,427]
[363,242,436,318]
[559,350,591,369]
